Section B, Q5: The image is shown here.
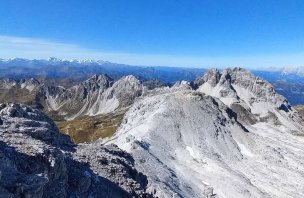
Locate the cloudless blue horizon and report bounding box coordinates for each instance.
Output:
[1,0,304,68]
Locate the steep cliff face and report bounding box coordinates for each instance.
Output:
[39,74,146,119]
[38,74,114,118]
[0,103,152,198]
[197,68,304,132]
[0,74,147,120]
[197,68,288,106]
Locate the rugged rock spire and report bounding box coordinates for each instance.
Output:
[196,67,304,131]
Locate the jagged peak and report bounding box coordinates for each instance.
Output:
[87,73,113,82]
[113,75,143,87]
[19,77,40,84]
[172,80,193,90]
[0,77,17,83]
[82,74,114,89]
[48,57,62,62]
[0,77,40,84]
[198,68,221,87]
[119,75,140,81]
[231,67,249,72]
[197,67,291,110]
[201,67,272,88]
[8,57,28,62]
[67,74,114,95]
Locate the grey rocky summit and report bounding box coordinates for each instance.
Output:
[0,103,153,197]
[197,67,304,129]
[197,68,290,106]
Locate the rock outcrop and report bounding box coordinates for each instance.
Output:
[0,103,152,197]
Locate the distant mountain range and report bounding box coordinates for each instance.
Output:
[0,58,206,83]
[261,66,304,77]
[0,58,304,105]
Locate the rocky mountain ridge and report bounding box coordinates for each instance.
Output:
[40,74,146,119]
[0,74,147,120]
[0,58,206,83]
[106,68,304,197]
[0,77,40,91]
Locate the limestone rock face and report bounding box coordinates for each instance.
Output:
[197,68,304,132]
[0,103,152,198]
[0,78,40,91]
[198,68,288,106]
[0,74,147,120]
[196,68,221,87]
[38,74,146,119]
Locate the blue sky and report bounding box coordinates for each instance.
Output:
[0,0,304,68]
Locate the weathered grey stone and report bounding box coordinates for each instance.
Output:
[0,103,153,198]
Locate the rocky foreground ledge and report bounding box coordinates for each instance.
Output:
[0,103,153,198]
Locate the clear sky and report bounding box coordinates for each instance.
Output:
[1,0,304,68]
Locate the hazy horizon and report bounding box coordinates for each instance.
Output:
[1,1,304,68]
